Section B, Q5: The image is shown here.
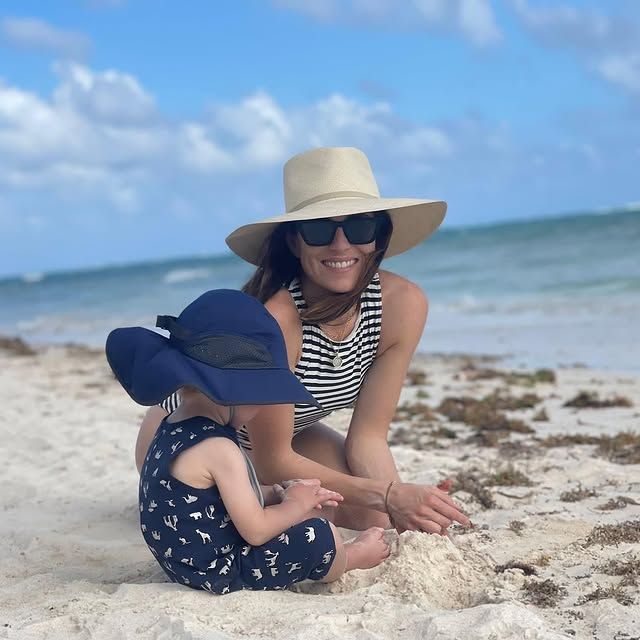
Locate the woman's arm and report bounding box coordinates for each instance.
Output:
[245,403,389,511]
[345,274,427,480]
[346,272,469,533]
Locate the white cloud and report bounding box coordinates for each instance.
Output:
[596,53,640,94]
[458,0,501,46]
[53,62,157,124]
[3,59,635,272]
[177,124,232,173]
[271,0,502,47]
[209,92,292,166]
[510,1,640,95]
[0,17,91,59]
[0,61,468,243]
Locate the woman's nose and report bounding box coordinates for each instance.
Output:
[330,225,351,248]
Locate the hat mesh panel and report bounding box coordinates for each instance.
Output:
[180,334,274,369]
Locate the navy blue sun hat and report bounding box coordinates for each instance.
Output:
[105,289,320,408]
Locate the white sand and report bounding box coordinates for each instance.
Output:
[1,345,639,639]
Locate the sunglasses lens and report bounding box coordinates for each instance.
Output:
[297,220,336,246]
[343,217,379,244]
[297,216,379,246]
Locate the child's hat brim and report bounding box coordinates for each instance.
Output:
[106,326,320,408]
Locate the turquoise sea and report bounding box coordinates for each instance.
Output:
[2,208,639,372]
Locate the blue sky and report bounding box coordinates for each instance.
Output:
[0,0,638,277]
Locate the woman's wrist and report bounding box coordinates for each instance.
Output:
[384,480,397,527]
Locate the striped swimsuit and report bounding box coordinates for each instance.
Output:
[163,274,383,451]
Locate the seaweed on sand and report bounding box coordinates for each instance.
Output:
[564,391,633,409]
[577,584,635,607]
[462,364,556,386]
[437,396,534,434]
[522,579,567,607]
[495,561,537,576]
[559,485,598,503]
[584,520,640,547]
[451,471,497,509]
[0,335,36,356]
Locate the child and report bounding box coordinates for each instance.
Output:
[106,289,389,594]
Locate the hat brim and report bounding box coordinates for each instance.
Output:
[106,327,320,408]
[225,197,446,266]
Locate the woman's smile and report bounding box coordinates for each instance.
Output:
[321,257,359,271]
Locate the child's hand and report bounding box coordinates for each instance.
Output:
[281,480,343,512]
[273,479,321,504]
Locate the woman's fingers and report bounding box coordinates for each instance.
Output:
[387,483,470,531]
[425,495,469,526]
[412,520,442,535]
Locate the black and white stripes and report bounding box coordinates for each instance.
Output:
[236,274,382,450]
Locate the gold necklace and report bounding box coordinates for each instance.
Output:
[321,306,358,369]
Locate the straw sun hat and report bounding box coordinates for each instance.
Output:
[225,146,447,265]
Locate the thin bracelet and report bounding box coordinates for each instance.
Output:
[384,480,397,529]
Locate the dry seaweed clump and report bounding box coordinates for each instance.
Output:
[596,496,639,511]
[495,561,537,576]
[431,426,457,439]
[485,466,533,487]
[406,369,428,386]
[597,431,640,464]
[539,434,602,448]
[584,520,640,547]
[437,396,534,435]
[597,556,640,587]
[564,391,633,409]
[532,408,549,422]
[508,520,526,535]
[532,554,551,567]
[577,585,635,607]
[451,471,497,509]
[463,364,556,386]
[483,389,543,410]
[522,578,567,608]
[0,335,36,356]
[393,402,438,423]
[559,485,598,502]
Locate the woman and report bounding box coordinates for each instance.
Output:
[137,146,469,535]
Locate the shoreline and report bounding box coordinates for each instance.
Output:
[1,339,639,639]
[3,332,638,377]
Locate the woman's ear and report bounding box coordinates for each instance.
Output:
[286,230,301,258]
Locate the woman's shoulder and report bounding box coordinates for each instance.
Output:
[264,287,303,368]
[264,287,300,326]
[378,269,428,309]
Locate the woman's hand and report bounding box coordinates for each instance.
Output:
[386,482,469,534]
[279,479,343,512]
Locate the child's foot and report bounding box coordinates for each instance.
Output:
[344,526,390,570]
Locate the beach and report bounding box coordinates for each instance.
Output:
[2,339,638,640]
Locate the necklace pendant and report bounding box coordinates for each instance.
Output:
[332,353,343,368]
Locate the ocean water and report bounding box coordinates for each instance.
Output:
[2,208,639,372]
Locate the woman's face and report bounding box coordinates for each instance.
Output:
[288,215,377,296]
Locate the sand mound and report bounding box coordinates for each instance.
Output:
[297,531,492,609]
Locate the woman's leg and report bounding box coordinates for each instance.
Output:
[292,422,390,530]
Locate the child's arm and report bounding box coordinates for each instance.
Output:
[204,438,341,546]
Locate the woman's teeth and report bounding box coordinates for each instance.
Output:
[323,259,357,269]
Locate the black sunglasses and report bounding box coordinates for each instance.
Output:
[295,215,381,247]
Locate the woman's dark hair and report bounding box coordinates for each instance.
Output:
[242,212,393,325]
